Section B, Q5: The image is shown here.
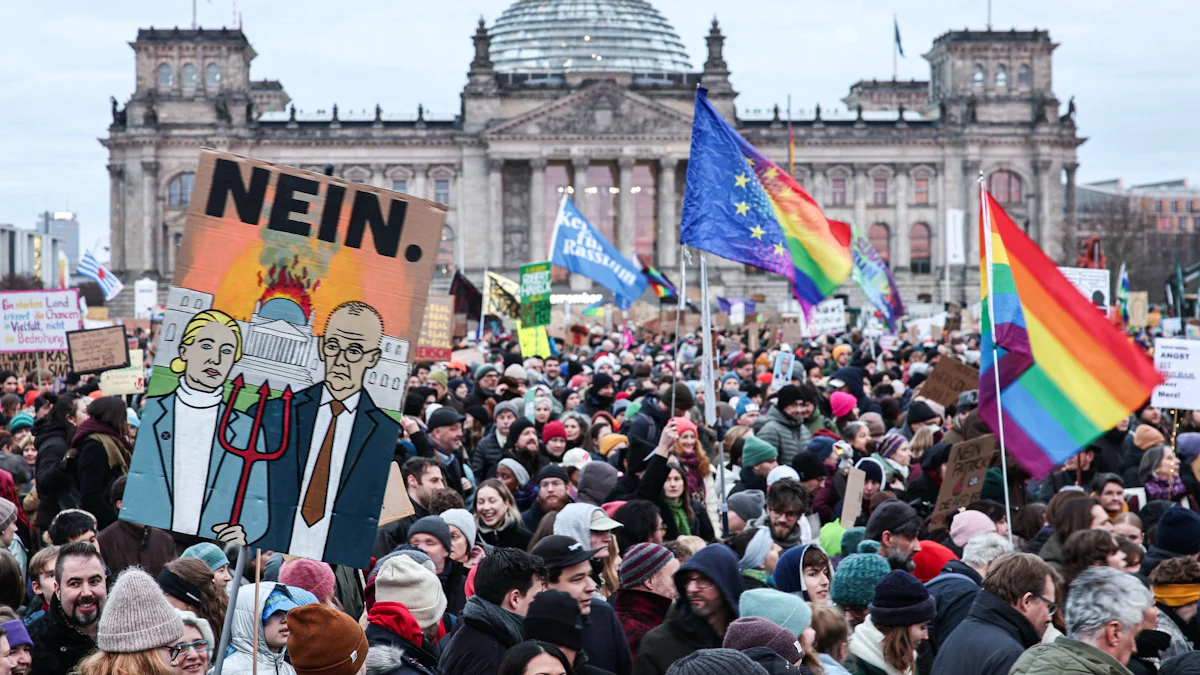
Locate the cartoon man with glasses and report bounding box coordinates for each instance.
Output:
[255,301,400,565]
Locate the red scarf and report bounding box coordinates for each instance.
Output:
[676,451,707,506]
[367,602,446,645]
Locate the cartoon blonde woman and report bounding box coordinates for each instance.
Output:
[121,309,269,545]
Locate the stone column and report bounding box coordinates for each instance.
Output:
[451,169,465,272]
[107,164,125,272]
[1034,159,1053,249]
[570,158,590,290]
[529,158,547,260]
[617,157,636,260]
[413,164,429,200]
[488,158,504,267]
[811,164,828,207]
[965,160,982,266]
[1063,162,1079,263]
[894,166,911,270]
[657,156,678,268]
[853,164,868,232]
[140,161,158,275]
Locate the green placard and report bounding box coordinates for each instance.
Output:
[519,262,553,327]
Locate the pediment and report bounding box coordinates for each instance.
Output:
[484,82,693,138]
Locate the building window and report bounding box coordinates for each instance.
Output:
[182,64,197,86]
[914,177,930,204]
[994,64,1008,88]
[168,172,195,207]
[910,223,932,274]
[437,225,455,278]
[1156,201,1165,213]
[868,223,891,263]
[1171,200,1180,213]
[988,170,1023,204]
[391,179,408,194]
[435,179,450,205]
[157,64,173,87]
[632,162,658,259]
[1018,64,1032,87]
[972,64,985,87]
[206,63,221,86]
[831,178,847,206]
[873,178,888,206]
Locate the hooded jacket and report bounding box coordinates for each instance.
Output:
[831,367,883,416]
[1008,636,1134,675]
[438,596,526,675]
[932,589,1043,675]
[364,605,440,675]
[729,464,769,497]
[925,560,983,651]
[634,452,715,542]
[223,583,298,675]
[555,503,604,549]
[774,542,830,599]
[632,545,743,675]
[756,405,810,467]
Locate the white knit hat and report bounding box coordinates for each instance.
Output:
[97,568,185,653]
[439,508,477,551]
[375,555,447,630]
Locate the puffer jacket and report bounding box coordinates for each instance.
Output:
[222,583,298,675]
[756,405,810,466]
[472,428,504,480]
[1008,636,1134,675]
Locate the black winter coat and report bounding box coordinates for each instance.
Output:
[744,646,810,674]
[478,520,533,550]
[926,560,983,652]
[931,590,1042,675]
[583,599,634,675]
[728,465,768,497]
[472,429,504,480]
[373,502,429,559]
[633,603,723,675]
[27,595,96,675]
[438,607,522,675]
[364,624,438,675]
[74,435,125,530]
[635,453,714,541]
[441,560,468,617]
[33,420,75,530]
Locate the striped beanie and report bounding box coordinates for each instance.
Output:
[619,543,675,588]
[876,432,908,459]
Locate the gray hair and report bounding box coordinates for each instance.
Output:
[962,532,1014,567]
[175,609,214,665]
[1138,445,1169,485]
[1065,567,1153,641]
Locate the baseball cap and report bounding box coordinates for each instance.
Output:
[590,508,624,532]
[530,535,602,570]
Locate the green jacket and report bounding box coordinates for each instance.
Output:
[756,405,811,466]
[1008,637,1133,675]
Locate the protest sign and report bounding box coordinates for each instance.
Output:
[921,357,980,408]
[780,315,803,345]
[66,326,130,375]
[519,262,552,328]
[1,289,82,353]
[879,335,900,352]
[1128,291,1149,328]
[932,435,999,528]
[0,350,71,379]
[772,351,796,391]
[120,149,444,568]
[806,298,847,337]
[377,464,415,526]
[1058,267,1111,310]
[100,349,145,395]
[135,278,158,320]
[1152,338,1200,409]
[841,467,866,529]
[518,321,553,358]
[415,295,454,361]
[485,271,521,319]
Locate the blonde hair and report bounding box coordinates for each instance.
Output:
[77,649,177,675]
[909,425,938,462]
[169,310,243,374]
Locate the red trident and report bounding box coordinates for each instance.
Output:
[217,374,293,525]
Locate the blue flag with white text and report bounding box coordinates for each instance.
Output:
[549,197,648,309]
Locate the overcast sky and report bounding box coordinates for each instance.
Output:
[1,0,1194,260]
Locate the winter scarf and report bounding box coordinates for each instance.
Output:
[477,511,520,535]
[461,596,525,646]
[1146,475,1187,502]
[368,601,445,646]
[665,498,691,537]
[753,511,808,550]
[849,615,911,675]
[71,419,131,472]
[677,450,708,508]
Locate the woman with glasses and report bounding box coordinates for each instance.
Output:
[170,610,213,675]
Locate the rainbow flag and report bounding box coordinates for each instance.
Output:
[979,186,1163,478]
[681,89,851,312]
[639,255,678,301]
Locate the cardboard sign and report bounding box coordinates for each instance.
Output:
[120,150,444,569]
[931,435,999,528]
[772,352,796,391]
[415,295,454,361]
[879,335,900,352]
[841,467,866,529]
[1152,339,1200,409]
[1058,267,1111,310]
[66,326,130,375]
[517,322,553,358]
[101,349,146,395]
[748,325,760,352]
[377,463,415,526]
[806,298,847,337]
[1,289,82,353]
[1129,292,1149,328]
[921,357,980,408]
[519,262,552,328]
[0,350,71,379]
[780,315,803,345]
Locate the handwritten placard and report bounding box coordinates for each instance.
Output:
[841,467,867,529]
[100,349,145,395]
[66,326,131,375]
[415,295,454,361]
[0,350,71,379]
[1,289,82,353]
[921,357,980,408]
[931,435,999,529]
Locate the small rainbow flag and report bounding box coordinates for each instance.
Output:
[681,89,851,312]
[639,255,678,301]
[979,186,1163,478]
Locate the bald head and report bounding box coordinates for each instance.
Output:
[321,302,384,399]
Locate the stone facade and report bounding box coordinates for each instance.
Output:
[101,16,1082,316]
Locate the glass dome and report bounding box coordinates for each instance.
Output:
[489,0,693,74]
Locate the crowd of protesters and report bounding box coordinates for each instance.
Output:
[0,319,1199,675]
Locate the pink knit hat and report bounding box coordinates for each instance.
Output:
[279,558,336,602]
[949,510,998,548]
[831,391,857,418]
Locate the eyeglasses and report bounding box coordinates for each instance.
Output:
[1033,594,1058,615]
[321,338,379,364]
[169,640,210,661]
[684,575,714,590]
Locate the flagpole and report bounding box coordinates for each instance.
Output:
[478,266,489,342]
[787,94,794,177]
[892,14,898,81]
[699,252,727,537]
[981,174,1014,547]
[669,249,688,415]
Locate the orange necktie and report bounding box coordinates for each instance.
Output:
[301,399,345,527]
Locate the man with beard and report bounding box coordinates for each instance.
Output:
[373,456,445,558]
[522,465,572,531]
[468,364,501,407]
[864,498,923,571]
[579,373,615,417]
[29,541,107,675]
[752,479,810,551]
[424,408,471,498]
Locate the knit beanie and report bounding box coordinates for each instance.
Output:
[820,521,846,557]
[840,527,867,558]
[911,540,958,583]
[727,490,765,524]
[906,401,938,426]
[830,391,857,418]
[724,617,803,663]
[181,542,229,573]
[855,457,886,486]
[498,458,531,487]
[620,543,675,588]
[666,648,768,675]
[407,515,452,553]
[1135,424,1167,451]
[542,420,567,443]
[375,555,447,629]
[741,436,778,469]
[791,451,829,483]
[832,344,852,361]
[775,385,803,410]
[864,498,918,542]
[830,553,891,608]
[279,559,336,603]
[949,510,998,548]
[739,588,812,637]
[0,499,16,532]
[578,461,619,506]
[1157,507,1200,556]
[474,363,499,380]
[440,508,477,549]
[869,570,937,626]
[6,413,33,434]
[493,399,522,422]
[1,620,31,649]
[287,604,369,675]
[858,412,887,438]
[670,382,695,411]
[96,568,185,653]
[598,433,629,457]
[524,590,584,651]
[807,436,837,461]
[876,432,908,460]
[766,465,799,486]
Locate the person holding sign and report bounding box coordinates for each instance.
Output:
[121,310,269,545]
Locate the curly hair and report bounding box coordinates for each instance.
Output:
[163,558,227,634]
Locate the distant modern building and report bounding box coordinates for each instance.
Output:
[0,224,67,288]
[36,211,81,271]
[1077,178,1200,232]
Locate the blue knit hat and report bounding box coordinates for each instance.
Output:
[830,553,890,608]
[181,543,229,572]
[739,588,812,637]
[869,570,936,626]
[840,527,867,557]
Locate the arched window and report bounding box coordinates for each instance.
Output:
[165,324,177,341]
[972,65,985,87]
[994,65,1008,88]
[1017,64,1032,87]
[437,225,456,278]
[157,64,173,87]
[182,64,197,86]
[206,63,221,86]
[988,170,1023,204]
[168,172,195,207]
[380,375,389,387]
[910,223,931,274]
[868,223,891,263]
